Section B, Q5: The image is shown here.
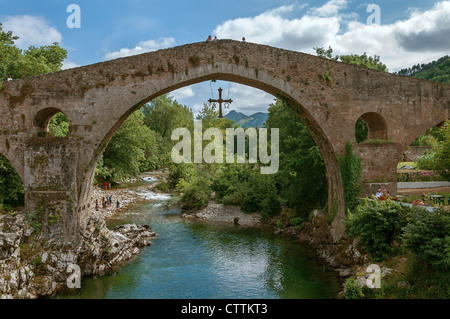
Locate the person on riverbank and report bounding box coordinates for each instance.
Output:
[116,200,120,208]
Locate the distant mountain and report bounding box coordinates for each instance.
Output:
[224,110,268,128]
[397,55,450,84]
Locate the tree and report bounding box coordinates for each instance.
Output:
[433,120,450,181]
[99,111,159,182]
[0,23,67,81]
[314,46,387,72]
[142,95,193,141]
[265,99,327,216]
[338,141,362,213]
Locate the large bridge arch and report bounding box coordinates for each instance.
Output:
[78,66,346,241]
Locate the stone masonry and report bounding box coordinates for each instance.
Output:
[0,40,449,243]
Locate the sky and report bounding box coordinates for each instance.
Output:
[1,0,449,115]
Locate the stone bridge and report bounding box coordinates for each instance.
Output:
[0,40,449,244]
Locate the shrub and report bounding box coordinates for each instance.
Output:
[343,277,364,299]
[346,199,412,261]
[338,141,362,213]
[416,150,436,170]
[402,208,450,270]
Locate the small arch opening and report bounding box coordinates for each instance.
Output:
[0,154,24,212]
[355,112,387,143]
[34,108,69,137]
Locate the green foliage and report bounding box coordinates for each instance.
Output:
[48,112,69,137]
[0,23,67,82]
[397,55,450,84]
[416,150,436,170]
[432,120,450,181]
[211,163,281,220]
[99,111,159,182]
[355,118,368,143]
[342,277,364,299]
[338,141,362,213]
[0,156,24,209]
[265,99,327,217]
[403,208,450,270]
[346,199,411,261]
[314,46,387,72]
[142,94,193,142]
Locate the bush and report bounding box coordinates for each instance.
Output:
[179,178,211,210]
[346,199,412,261]
[338,141,362,213]
[416,150,436,170]
[402,208,450,270]
[343,277,364,299]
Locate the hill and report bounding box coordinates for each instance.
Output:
[397,55,450,84]
[224,110,268,128]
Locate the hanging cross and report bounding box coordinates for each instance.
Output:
[208,87,233,118]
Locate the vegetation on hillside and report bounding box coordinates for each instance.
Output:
[397,55,450,84]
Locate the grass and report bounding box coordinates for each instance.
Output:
[397,162,417,169]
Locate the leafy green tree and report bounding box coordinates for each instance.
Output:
[99,111,158,182]
[433,120,450,181]
[0,23,67,81]
[338,141,362,213]
[48,112,69,137]
[0,156,24,210]
[142,95,193,141]
[397,55,450,84]
[314,46,387,72]
[346,199,411,261]
[265,99,327,217]
[403,208,450,270]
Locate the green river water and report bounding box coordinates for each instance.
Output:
[55,173,343,299]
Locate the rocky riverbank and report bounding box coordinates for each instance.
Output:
[182,201,261,226]
[0,178,160,299]
[0,212,155,299]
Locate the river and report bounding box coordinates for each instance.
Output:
[54,173,343,299]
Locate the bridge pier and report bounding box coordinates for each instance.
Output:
[24,137,81,243]
[354,143,399,198]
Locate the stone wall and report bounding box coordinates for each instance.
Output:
[354,142,399,197]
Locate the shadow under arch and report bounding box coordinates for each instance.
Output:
[33,107,70,137]
[80,70,347,241]
[400,117,450,158]
[357,112,388,141]
[0,152,25,209]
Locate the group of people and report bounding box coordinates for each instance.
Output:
[375,187,390,200]
[95,189,120,211]
[206,36,246,42]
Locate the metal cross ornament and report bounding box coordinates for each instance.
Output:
[208,87,233,118]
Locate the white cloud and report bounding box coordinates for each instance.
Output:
[170,87,195,100]
[213,1,450,71]
[308,0,348,17]
[2,15,63,48]
[62,60,81,70]
[213,6,341,52]
[104,37,175,60]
